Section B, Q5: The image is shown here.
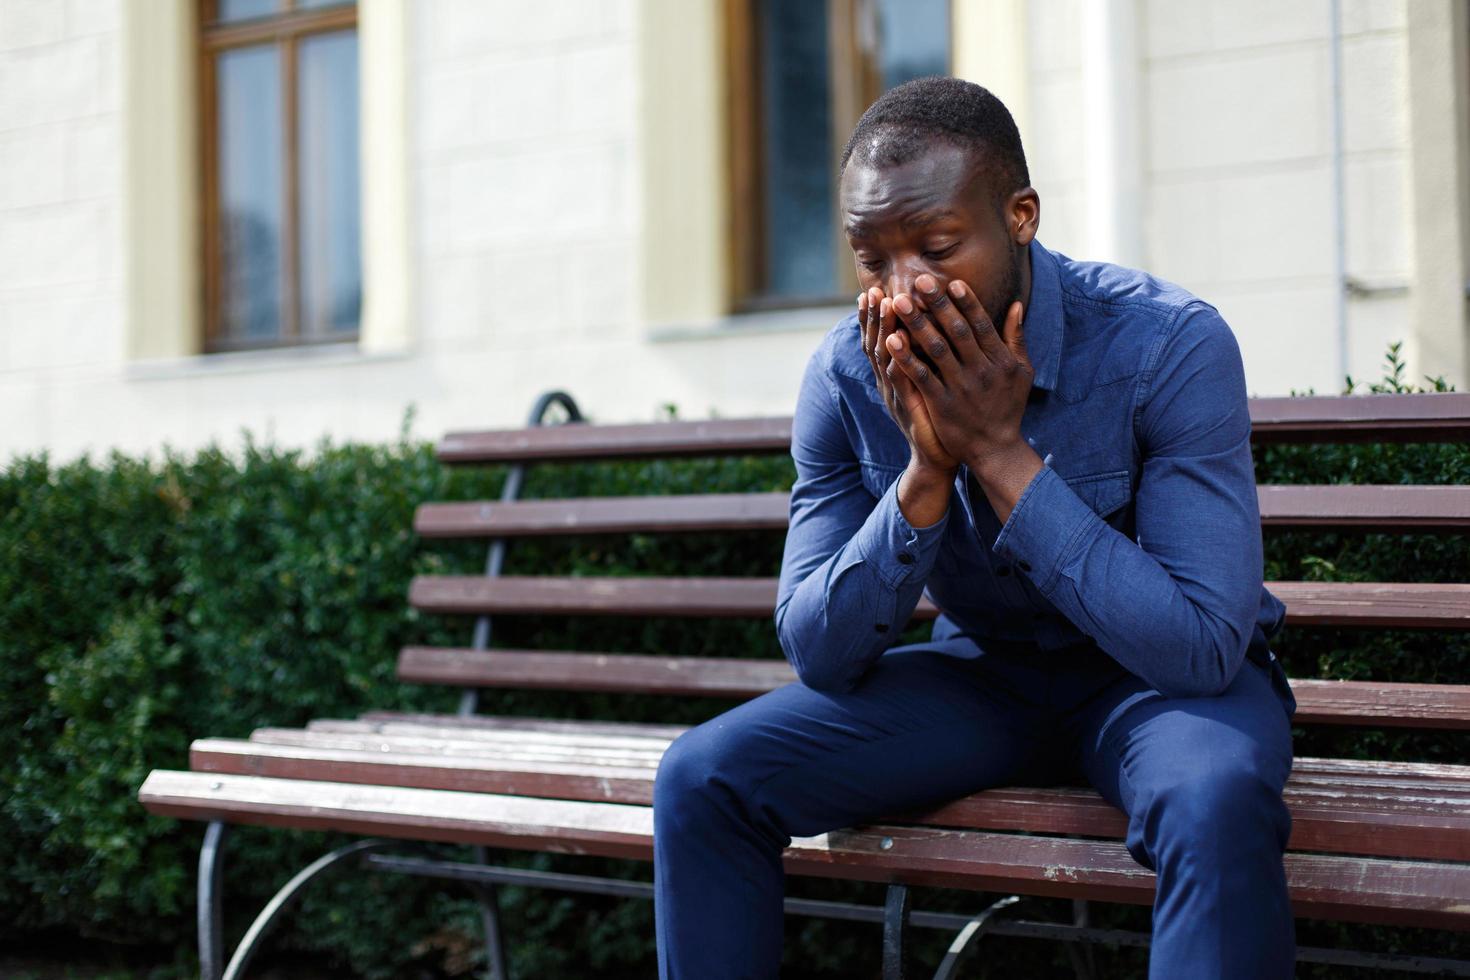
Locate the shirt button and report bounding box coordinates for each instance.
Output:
[897,552,915,565]
[1017,560,1033,573]
[875,623,890,634]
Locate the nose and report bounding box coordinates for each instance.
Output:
[886,258,930,305]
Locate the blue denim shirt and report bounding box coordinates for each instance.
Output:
[775,239,1288,698]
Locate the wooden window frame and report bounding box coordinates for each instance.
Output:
[725,0,952,314]
[198,0,359,353]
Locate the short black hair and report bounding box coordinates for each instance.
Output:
[839,76,1030,196]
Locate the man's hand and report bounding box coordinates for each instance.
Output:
[858,287,957,527]
[884,274,1044,522]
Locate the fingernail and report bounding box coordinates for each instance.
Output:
[886,334,902,352]
[893,295,913,315]
[949,280,965,298]
[917,275,938,295]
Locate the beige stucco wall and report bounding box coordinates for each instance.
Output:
[0,0,1458,463]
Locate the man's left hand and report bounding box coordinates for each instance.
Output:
[884,273,1044,519]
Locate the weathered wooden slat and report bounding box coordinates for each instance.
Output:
[1289,678,1470,728]
[1270,582,1470,628]
[136,770,1470,928]
[1247,392,1470,444]
[396,647,797,697]
[256,719,1470,794]
[409,576,1470,629]
[188,737,1470,862]
[414,485,1470,539]
[434,395,1470,465]
[414,493,790,538]
[1257,484,1470,530]
[394,648,1470,729]
[437,417,794,464]
[250,728,667,764]
[352,711,691,740]
[408,576,792,618]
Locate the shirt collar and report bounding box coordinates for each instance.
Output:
[1023,238,1064,391]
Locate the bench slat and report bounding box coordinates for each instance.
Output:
[1247,392,1470,444]
[414,493,790,537]
[302,715,1470,785]
[394,648,1470,729]
[408,576,1470,629]
[137,769,1470,929]
[414,485,1470,538]
[438,418,794,464]
[1257,484,1470,529]
[188,737,1470,862]
[248,728,1470,796]
[435,394,1470,464]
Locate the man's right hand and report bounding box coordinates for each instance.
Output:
[859,287,958,527]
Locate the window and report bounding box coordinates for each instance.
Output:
[199,0,361,352]
[728,0,951,311]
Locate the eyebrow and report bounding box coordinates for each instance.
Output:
[845,207,962,240]
[899,208,961,230]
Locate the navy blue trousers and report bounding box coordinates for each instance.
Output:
[653,642,1297,978]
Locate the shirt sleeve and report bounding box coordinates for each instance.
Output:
[774,346,951,693]
[991,303,1264,698]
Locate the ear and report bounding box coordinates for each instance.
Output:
[1006,188,1040,247]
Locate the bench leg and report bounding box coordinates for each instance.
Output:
[195,832,401,980]
[883,884,912,980]
[198,821,230,980]
[1066,900,1097,980]
[469,844,511,980]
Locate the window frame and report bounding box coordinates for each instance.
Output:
[724,0,953,314]
[197,0,360,353]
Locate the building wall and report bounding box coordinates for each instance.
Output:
[0,0,1458,463]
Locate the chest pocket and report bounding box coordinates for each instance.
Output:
[1062,469,1132,523]
[858,460,905,499]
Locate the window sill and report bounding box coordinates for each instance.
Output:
[647,303,851,343]
[124,339,414,382]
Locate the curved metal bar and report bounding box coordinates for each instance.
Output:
[883,884,911,980]
[220,839,399,980]
[931,895,1024,980]
[199,821,230,980]
[525,389,585,427]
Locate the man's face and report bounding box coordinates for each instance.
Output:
[839,142,1037,327]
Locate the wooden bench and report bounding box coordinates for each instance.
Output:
[139,389,1470,980]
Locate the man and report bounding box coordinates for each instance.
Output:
[653,76,1298,979]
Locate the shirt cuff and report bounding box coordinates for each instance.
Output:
[991,463,1095,592]
[851,473,952,590]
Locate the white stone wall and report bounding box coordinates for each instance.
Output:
[0,0,126,447]
[0,0,1441,463]
[1024,0,1411,396]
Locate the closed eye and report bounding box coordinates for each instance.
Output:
[923,242,959,261]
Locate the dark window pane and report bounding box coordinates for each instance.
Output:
[757,0,834,302]
[216,44,284,342]
[297,29,361,338]
[875,0,950,89]
[216,0,278,23]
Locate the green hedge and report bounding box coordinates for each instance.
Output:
[1,360,1466,978]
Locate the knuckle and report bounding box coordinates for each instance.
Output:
[925,338,949,361]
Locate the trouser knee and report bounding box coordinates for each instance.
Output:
[1136,765,1291,868]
